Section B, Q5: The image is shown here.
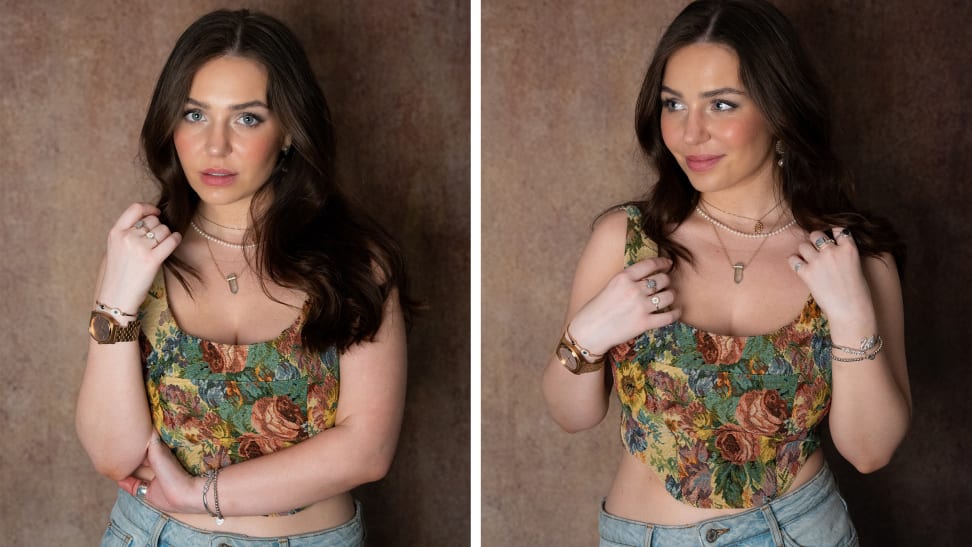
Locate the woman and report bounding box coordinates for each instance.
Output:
[76,10,410,545]
[542,1,911,545]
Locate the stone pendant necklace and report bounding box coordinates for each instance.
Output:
[703,203,772,284]
[203,238,240,294]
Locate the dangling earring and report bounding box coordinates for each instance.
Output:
[775,140,785,168]
[278,145,292,173]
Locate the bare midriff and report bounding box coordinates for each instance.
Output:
[604,448,824,525]
[166,491,355,536]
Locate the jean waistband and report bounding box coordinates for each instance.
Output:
[110,489,363,546]
[601,461,836,531]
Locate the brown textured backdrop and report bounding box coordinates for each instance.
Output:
[0,1,468,545]
[483,1,970,545]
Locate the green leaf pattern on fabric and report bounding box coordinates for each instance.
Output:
[138,271,339,475]
[611,206,833,509]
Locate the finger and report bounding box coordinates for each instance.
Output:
[645,307,681,329]
[116,476,141,496]
[789,255,807,274]
[642,273,670,295]
[832,226,854,245]
[151,231,182,258]
[794,242,819,262]
[143,224,171,244]
[645,289,674,312]
[624,257,672,280]
[808,230,836,252]
[135,215,161,232]
[114,203,161,231]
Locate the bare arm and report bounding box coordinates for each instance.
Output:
[134,290,408,516]
[791,229,911,473]
[826,255,911,472]
[542,211,679,432]
[76,203,181,480]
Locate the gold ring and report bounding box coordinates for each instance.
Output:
[813,237,834,250]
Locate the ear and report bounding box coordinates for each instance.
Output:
[282,135,292,151]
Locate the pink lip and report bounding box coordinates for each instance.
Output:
[685,155,724,172]
[200,169,237,187]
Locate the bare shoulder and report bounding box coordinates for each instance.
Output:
[585,208,630,260]
[567,209,630,314]
[862,253,901,293]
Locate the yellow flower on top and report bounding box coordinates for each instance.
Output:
[617,361,647,416]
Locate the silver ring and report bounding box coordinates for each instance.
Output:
[646,278,658,292]
[837,229,852,240]
[813,237,834,250]
[650,295,661,311]
[145,231,155,239]
[136,483,148,499]
[793,262,802,272]
[133,220,145,230]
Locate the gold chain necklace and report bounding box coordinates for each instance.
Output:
[203,238,241,294]
[700,198,781,234]
[695,206,797,239]
[703,202,774,284]
[198,212,248,231]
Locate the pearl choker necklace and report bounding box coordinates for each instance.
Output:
[695,206,796,239]
[190,221,257,249]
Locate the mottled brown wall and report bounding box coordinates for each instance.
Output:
[483,1,970,546]
[0,1,468,545]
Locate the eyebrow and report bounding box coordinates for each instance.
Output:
[186,98,270,110]
[660,86,746,98]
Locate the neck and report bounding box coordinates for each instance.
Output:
[699,189,782,220]
[196,203,253,231]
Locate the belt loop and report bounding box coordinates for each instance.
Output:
[642,523,654,547]
[277,539,290,547]
[760,504,784,547]
[149,514,169,546]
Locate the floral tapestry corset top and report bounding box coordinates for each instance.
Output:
[611,206,833,509]
[138,270,340,476]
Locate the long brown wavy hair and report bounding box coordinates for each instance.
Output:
[141,9,413,353]
[630,0,904,268]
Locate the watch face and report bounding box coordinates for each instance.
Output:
[92,314,112,342]
[557,345,579,371]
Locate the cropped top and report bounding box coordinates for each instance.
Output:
[610,206,833,509]
[138,270,340,476]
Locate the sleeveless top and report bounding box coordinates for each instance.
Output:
[138,270,340,476]
[610,206,833,509]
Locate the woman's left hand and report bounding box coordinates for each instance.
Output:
[116,432,202,514]
[789,227,876,328]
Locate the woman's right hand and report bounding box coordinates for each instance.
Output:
[96,202,182,313]
[566,257,680,357]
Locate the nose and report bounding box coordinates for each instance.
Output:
[205,123,231,157]
[682,108,709,146]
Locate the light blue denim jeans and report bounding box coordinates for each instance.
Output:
[599,463,858,547]
[101,489,364,547]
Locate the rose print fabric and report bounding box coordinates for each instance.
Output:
[612,206,833,509]
[138,271,339,475]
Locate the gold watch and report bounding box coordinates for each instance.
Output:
[556,330,605,375]
[88,311,141,344]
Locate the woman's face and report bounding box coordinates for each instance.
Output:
[173,55,290,213]
[659,43,775,196]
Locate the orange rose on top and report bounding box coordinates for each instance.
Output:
[695,332,745,365]
[715,425,760,464]
[238,432,284,459]
[201,341,248,374]
[251,395,306,441]
[735,389,789,436]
